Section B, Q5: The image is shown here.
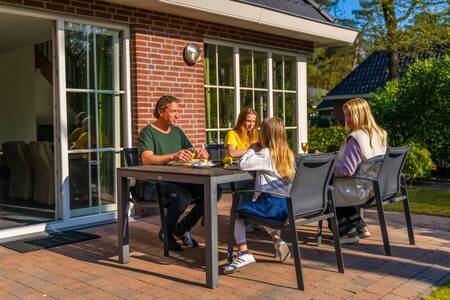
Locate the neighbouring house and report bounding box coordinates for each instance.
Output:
[0,0,357,239]
[317,50,447,124]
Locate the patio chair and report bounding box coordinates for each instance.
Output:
[332,146,414,256]
[205,143,225,161]
[226,152,344,290]
[123,147,170,256]
[123,147,204,256]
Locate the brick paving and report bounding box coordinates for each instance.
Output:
[0,196,448,299]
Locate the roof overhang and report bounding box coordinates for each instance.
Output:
[323,93,371,101]
[103,0,358,48]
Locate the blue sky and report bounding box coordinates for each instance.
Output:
[331,0,361,19]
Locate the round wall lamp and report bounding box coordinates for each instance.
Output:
[184,43,202,64]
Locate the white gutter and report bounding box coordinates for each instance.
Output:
[103,0,358,47]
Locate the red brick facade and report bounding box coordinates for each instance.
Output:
[1,0,314,146]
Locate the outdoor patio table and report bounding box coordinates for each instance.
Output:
[116,165,254,288]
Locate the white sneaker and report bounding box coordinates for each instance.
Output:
[340,227,360,244]
[223,252,256,274]
[274,239,291,263]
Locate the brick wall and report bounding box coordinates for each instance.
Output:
[1,0,314,146]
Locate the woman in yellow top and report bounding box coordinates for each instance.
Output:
[224,107,259,159]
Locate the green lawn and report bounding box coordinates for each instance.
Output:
[423,279,450,300]
[384,186,450,218]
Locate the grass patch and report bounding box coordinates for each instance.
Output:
[384,186,450,217]
[423,279,450,300]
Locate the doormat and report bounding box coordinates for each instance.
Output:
[0,230,100,253]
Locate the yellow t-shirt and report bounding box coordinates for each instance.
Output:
[224,130,252,158]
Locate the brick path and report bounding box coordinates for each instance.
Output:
[0,196,448,299]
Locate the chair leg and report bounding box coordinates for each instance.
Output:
[317,220,323,246]
[401,175,415,245]
[374,183,392,256]
[155,184,169,257]
[328,200,344,273]
[287,201,304,290]
[227,193,239,264]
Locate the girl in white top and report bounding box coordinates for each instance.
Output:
[223,117,296,274]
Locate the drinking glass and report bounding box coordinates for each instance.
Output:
[187,147,197,159]
[301,143,309,154]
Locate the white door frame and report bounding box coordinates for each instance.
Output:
[0,5,131,239]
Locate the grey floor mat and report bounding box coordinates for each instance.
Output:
[0,230,100,253]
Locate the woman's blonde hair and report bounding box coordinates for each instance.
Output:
[343,98,387,146]
[233,107,259,145]
[260,117,295,181]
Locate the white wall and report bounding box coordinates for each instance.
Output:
[0,45,53,146]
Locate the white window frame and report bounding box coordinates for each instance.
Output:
[204,38,308,152]
[0,5,131,239]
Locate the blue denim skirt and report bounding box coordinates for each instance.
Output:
[236,193,288,221]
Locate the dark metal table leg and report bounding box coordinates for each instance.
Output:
[117,175,130,263]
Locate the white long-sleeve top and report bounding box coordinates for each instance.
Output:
[238,148,292,197]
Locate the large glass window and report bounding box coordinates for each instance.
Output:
[240,49,268,121]
[65,23,123,217]
[273,55,297,150]
[204,44,235,143]
[204,43,298,150]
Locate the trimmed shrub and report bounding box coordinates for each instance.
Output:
[371,54,450,163]
[309,115,334,128]
[403,142,433,184]
[308,126,347,153]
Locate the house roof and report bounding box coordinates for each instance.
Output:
[102,0,358,47]
[235,0,336,24]
[318,49,446,109]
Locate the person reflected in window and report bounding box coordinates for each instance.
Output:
[333,98,387,244]
[223,117,295,274]
[69,112,87,146]
[138,95,209,251]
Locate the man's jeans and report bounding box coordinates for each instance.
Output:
[144,182,204,235]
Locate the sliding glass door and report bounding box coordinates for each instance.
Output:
[64,23,124,217]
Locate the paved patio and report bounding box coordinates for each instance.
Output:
[0,196,449,299]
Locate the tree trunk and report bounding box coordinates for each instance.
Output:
[388,46,400,80]
[352,35,361,70]
[381,0,400,80]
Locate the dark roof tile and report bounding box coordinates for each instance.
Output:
[235,0,335,23]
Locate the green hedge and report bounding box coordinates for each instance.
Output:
[308,126,347,153]
[403,142,433,183]
[307,127,432,183]
[371,53,450,163]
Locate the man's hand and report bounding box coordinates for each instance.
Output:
[174,149,193,162]
[196,148,209,159]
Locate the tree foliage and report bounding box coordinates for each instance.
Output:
[308,0,449,88]
[371,53,450,163]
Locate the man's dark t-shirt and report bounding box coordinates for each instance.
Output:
[137,125,192,155]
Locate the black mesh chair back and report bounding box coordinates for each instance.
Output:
[205,143,225,160]
[376,146,409,198]
[124,147,140,167]
[290,152,337,218]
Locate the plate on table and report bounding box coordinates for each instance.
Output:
[223,164,239,170]
[191,160,219,168]
[167,160,190,167]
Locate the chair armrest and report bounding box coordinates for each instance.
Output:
[232,189,288,199]
[334,176,378,183]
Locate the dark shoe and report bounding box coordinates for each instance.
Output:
[159,229,182,251]
[340,227,360,244]
[167,234,183,251]
[174,224,199,248]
